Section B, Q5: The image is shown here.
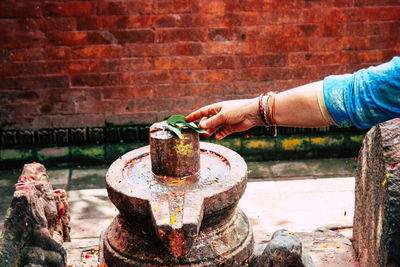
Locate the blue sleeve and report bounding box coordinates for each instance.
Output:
[323,56,400,129]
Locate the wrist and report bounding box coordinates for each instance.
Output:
[251,97,265,126]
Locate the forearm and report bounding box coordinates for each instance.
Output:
[274,81,333,128]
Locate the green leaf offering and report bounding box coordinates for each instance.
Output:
[166,115,208,139]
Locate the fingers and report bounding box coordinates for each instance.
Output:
[199,113,226,130]
[215,127,232,140]
[203,125,221,138]
[186,104,221,123]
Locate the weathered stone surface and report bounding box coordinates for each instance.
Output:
[353,119,400,266]
[0,163,70,267]
[250,229,314,267]
[150,121,200,177]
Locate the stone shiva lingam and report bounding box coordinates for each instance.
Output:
[101,120,254,266]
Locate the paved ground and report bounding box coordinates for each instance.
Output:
[0,158,359,266]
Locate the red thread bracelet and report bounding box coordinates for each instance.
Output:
[269,93,278,136]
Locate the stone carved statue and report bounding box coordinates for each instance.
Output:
[0,163,70,267]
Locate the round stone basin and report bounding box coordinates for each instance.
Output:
[106,142,248,253]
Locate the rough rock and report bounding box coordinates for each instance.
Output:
[0,163,70,267]
[353,119,400,266]
[250,229,314,267]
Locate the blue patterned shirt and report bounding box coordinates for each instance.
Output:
[323,57,400,129]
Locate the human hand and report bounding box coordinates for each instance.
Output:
[186,97,263,140]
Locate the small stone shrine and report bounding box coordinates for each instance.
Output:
[353,119,400,266]
[0,163,70,267]
[101,121,254,266]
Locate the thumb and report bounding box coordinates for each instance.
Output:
[199,113,225,130]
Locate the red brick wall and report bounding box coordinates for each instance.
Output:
[1,0,399,130]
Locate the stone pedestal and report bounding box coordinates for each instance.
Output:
[353,119,400,266]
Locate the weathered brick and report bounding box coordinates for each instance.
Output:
[76,99,105,114]
[0,2,42,18]
[361,6,400,21]
[76,17,99,31]
[71,73,120,87]
[127,15,153,28]
[204,55,236,69]
[41,17,77,31]
[67,59,120,73]
[122,71,172,85]
[98,1,129,16]
[0,32,45,49]
[176,42,203,56]
[181,14,205,27]
[47,31,111,46]
[0,78,16,90]
[40,100,75,115]
[16,75,69,90]
[102,99,129,113]
[156,84,188,98]
[174,69,233,83]
[43,2,94,17]
[234,68,260,82]
[207,27,233,41]
[152,43,177,56]
[233,81,270,95]
[154,56,202,70]
[47,47,70,60]
[235,0,264,12]
[261,9,305,25]
[193,0,233,14]
[224,12,259,26]
[1,62,46,77]
[206,41,253,55]
[155,28,205,43]
[102,85,155,99]
[369,36,398,50]
[153,0,192,14]
[17,91,40,101]
[123,44,153,57]
[111,29,155,44]
[154,14,182,28]
[288,52,338,66]
[120,57,154,72]
[3,48,39,61]
[340,50,394,65]
[259,67,311,81]
[256,38,309,53]
[71,45,122,59]
[126,0,153,14]
[308,37,343,51]
[99,0,152,16]
[17,18,41,32]
[99,16,127,30]
[0,19,17,32]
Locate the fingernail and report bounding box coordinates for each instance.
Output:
[203,133,211,138]
[199,121,206,128]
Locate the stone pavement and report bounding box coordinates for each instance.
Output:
[0,158,358,266]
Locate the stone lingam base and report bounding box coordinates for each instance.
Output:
[101,121,254,266]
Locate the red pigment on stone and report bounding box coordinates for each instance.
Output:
[391,161,399,169]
